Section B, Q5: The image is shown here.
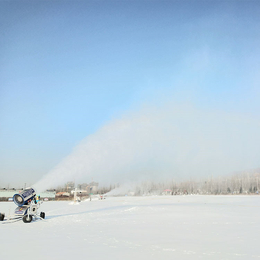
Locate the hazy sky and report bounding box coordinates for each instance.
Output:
[1,0,260,188]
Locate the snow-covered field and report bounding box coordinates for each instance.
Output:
[1,195,260,260]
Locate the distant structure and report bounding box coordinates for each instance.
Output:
[53,181,100,201]
[71,189,88,196]
[66,181,75,192]
[162,189,172,195]
[87,182,98,194]
[64,181,99,195]
[56,192,70,197]
[77,183,88,190]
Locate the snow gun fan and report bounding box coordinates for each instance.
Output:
[0,187,46,224]
[13,188,36,206]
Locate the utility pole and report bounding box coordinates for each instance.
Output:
[74,188,77,203]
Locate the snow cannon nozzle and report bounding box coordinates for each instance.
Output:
[13,187,36,206]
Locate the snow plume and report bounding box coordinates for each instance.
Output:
[33,102,260,192]
[105,182,136,197]
[105,181,163,196]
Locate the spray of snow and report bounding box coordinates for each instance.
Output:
[33,102,260,192]
[105,183,135,197]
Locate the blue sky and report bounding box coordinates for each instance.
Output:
[1,0,260,187]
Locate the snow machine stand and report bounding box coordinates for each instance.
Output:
[0,187,46,224]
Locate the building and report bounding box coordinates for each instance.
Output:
[56,192,70,197]
[162,189,172,195]
[87,182,99,194]
[65,181,75,192]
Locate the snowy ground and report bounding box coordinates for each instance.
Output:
[0,195,260,260]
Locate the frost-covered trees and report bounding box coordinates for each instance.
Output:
[96,169,260,196]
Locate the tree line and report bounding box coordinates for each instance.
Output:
[96,169,260,196]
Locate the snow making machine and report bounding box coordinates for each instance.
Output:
[0,187,46,223]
